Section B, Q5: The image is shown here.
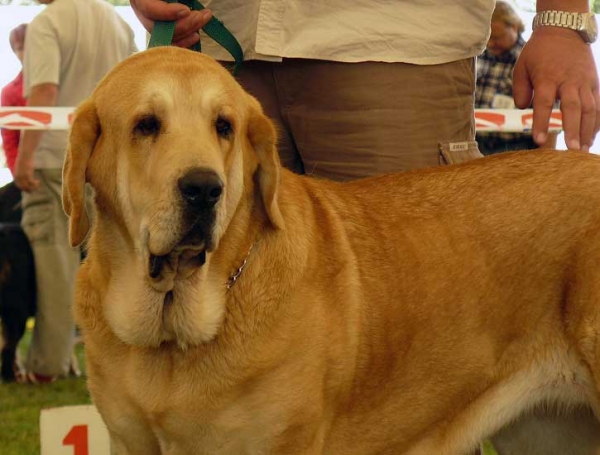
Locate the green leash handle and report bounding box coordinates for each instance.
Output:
[148,0,243,74]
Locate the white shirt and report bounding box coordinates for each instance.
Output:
[201,0,495,64]
[23,0,137,168]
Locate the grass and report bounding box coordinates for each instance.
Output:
[483,440,499,455]
[1,323,499,455]
[0,322,91,455]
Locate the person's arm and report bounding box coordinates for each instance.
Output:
[1,127,20,176]
[514,0,599,151]
[14,83,58,192]
[130,0,213,48]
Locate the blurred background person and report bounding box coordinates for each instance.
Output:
[14,0,137,384]
[476,1,557,155]
[1,23,27,177]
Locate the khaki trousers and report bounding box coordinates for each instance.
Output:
[20,169,80,376]
[235,57,480,181]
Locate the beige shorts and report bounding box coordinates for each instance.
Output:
[235,57,481,181]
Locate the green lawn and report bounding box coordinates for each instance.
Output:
[0,325,90,455]
[483,440,499,455]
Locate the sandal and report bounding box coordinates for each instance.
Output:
[16,371,57,384]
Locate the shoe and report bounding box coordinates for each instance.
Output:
[16,371,57,384]
[69,353,82,378]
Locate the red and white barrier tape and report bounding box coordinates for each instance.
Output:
[0,107,563,133]
[474,109,563,133]
[0,107,73,131]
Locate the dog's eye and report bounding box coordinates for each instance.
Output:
[134,115,161,137]
[215,117,232,138]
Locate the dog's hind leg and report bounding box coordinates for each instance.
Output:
[529,233,600,454]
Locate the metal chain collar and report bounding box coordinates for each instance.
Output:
[226,242,255,290]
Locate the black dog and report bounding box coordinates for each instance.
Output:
[0,181,36,382]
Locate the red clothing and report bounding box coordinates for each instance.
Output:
[1,71,26,176]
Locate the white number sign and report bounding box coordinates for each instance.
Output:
[40,405,111,455]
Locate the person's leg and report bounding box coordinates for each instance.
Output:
[21,169,80,378]
[234,61,305,175]
[273,58,478,181]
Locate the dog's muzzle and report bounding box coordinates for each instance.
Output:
[148,168,223,280]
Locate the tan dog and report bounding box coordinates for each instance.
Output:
[63,46,600,454]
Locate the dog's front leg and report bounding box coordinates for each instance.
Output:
[91,388,160,455]
[107,419,161,455]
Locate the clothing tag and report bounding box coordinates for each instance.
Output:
[491,94,516,109]
[439,140,483,166]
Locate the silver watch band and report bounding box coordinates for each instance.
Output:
[533,10,582,30]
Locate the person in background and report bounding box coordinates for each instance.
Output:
[13,0,137,384]
[476,1,556,155]
[1,24,27,176]
[129,0,599,181]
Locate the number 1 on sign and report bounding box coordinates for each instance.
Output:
[63,425,89,455]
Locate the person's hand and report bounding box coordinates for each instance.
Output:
[14,153,39,192]
[130,0,213,48]
[513,27,600,151]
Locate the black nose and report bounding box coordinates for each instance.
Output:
[178,169,223,208]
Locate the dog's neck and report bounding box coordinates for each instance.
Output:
[210,170,273,287]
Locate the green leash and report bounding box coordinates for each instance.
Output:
[147,0,243,74]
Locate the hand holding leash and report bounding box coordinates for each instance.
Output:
[130,0,210,47]
[132,0,243,73]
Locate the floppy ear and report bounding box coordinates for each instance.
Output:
[247,98,285,230]
[62,98,99,247]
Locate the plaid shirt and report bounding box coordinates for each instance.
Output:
[475,35,536,153]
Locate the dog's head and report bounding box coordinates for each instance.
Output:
[62,47,284,346]
[0,182,23,223]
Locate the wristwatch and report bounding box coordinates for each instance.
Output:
[532,10,598,44]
